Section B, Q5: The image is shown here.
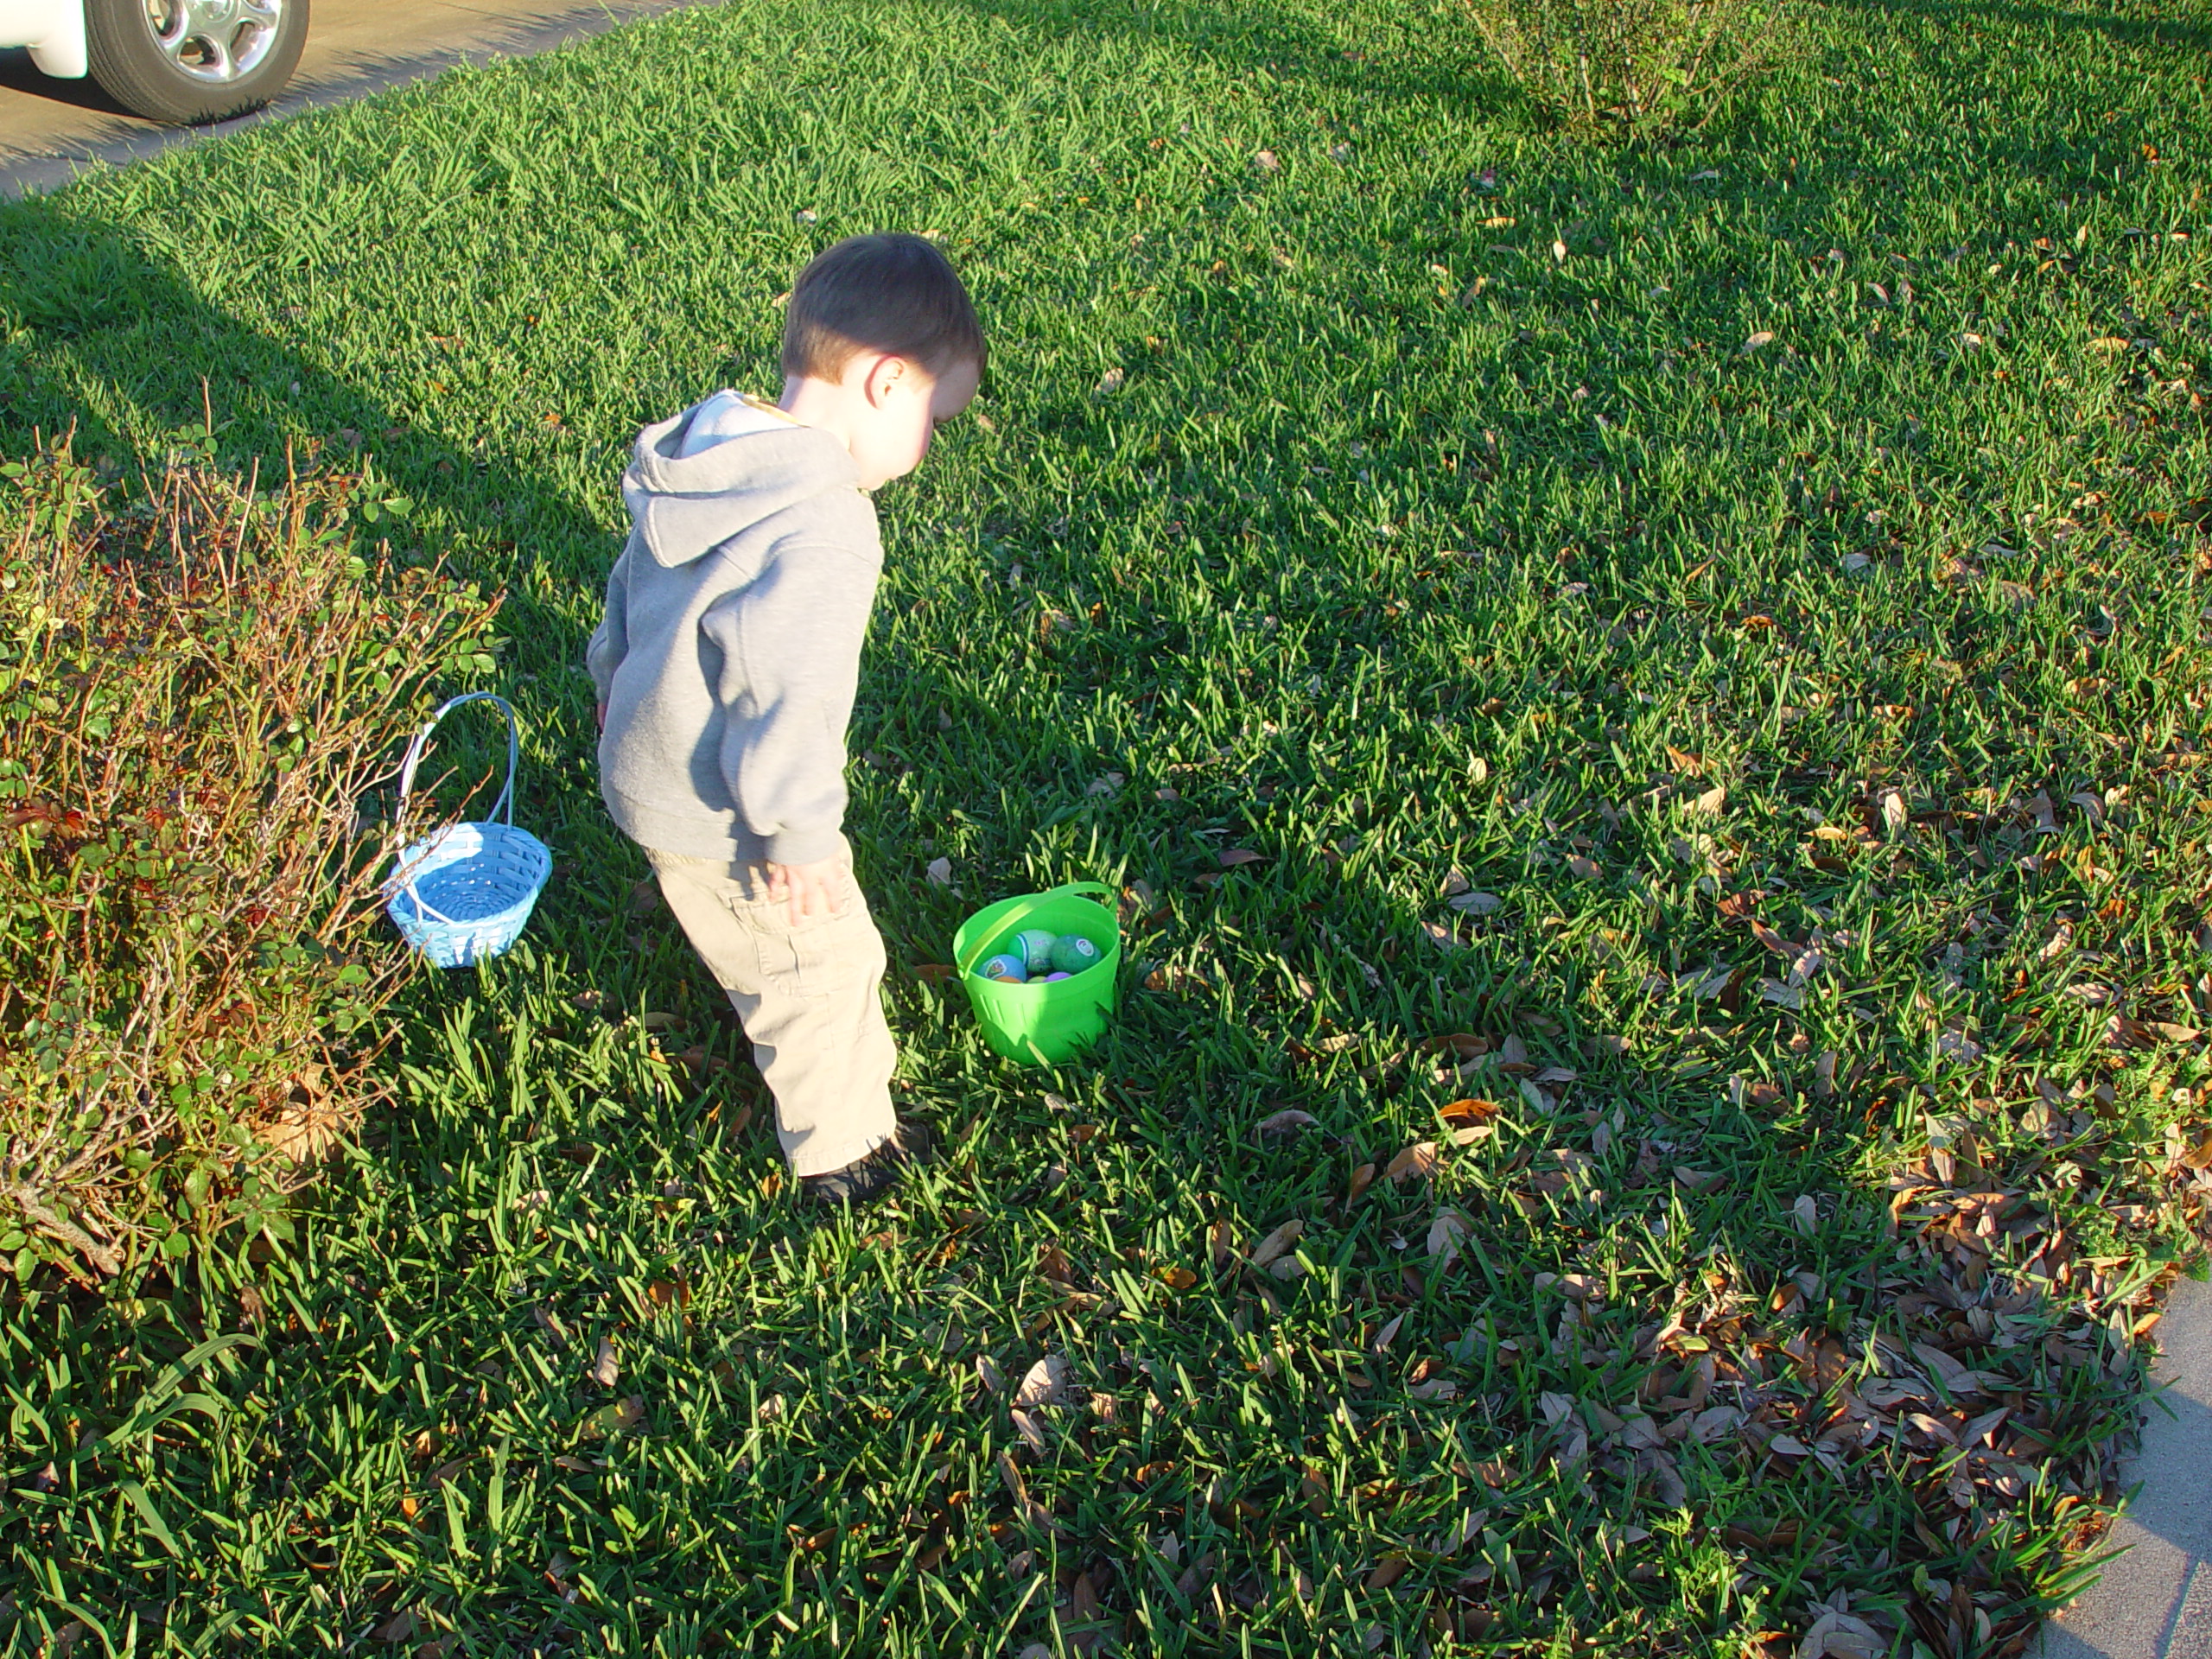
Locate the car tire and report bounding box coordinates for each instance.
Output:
[85,0,308,124]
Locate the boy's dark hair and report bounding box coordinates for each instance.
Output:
[782,233,985,382]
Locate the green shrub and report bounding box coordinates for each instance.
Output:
[0,442,501,1284]
[1463,0,1795,142]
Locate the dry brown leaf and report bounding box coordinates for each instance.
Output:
[976,1354,1006,1395]
[1346,1162,1377,1205]
[1567,855,1601,880]
[1691,785,1727,815]
[1209,1217,1236,1271]
[1912,1341,1984,1395]
[1385,1141,1440,1181]
[1217,849,1267,868]
[588,1335,620,1389]
[1365,1554,1409,1592]
[1011,1408,1048,1456]
[1249,1218,1305,1269]
[372,1607,420,1643]
[1156,1263,1198,1291]
[1373,1313,1406,1353]
[1256,1109,1319,1138]
[1427,1211,1470,1268]
[1016,1354,1075,1410]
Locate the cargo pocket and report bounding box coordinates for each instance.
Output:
[750,869,880,998]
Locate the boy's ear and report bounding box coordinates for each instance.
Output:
[861,353,917,408]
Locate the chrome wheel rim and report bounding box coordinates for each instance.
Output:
[143,0,282,83]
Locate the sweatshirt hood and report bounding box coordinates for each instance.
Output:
[621,397,862,569]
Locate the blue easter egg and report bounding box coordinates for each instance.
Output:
[979,953,1029,982]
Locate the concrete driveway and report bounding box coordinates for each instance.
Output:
[2,0,703,194]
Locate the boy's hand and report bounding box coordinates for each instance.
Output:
[767,858,846,925]
[596,701,607,734]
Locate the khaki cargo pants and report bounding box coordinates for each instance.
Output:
[644,844,897,1179]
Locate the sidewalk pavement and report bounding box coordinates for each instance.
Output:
[2,0,709,197]
[2037,1273,2212,1659]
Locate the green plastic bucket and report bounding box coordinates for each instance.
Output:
[953,880,1121,1065]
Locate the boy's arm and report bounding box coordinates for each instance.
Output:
[699,540,879,871]
[585,543,635,709]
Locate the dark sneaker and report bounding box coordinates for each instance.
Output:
[800,1122,934,1207]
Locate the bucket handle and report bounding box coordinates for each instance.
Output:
[396,691,522,830]
[957,880,1116,976]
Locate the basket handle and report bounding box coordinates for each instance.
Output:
[397,692,522,829]
[957,881,1115,976]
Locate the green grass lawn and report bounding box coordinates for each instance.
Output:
[4,0,2211,1650]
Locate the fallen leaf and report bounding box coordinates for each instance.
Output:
[1567,855,1601,880]
[588,1335,620,1389]
[1209,1217,1236,1271]
[372,1607,420,1643]
[1427,1211,1470,1268]
[1346,1162,1377,1205]
[1384,1141,1440,1181]
[1016,1354,1075,1410]
[1912,1341,1986,1395]
[925,856,953,887]
[1365,1554,1408,1591]
[1156,1263,1198,1290]
[1448,890,1503,914]
[582,1395,645,1438]
[1249,1218,1305,1269]
[1255,149,1280,171]
[1011,1408,1047,1455]
[1691,785,1727,815]
[1096,366,1126,394]
[977,1355,1006,1395]
[1217,848,1267,868]
[1256,1108,1319,1138]
[1551,238,1568,262]
[1742,330,1776,352]
[1878,787,1909,837]
[1373,1313,1405,1353]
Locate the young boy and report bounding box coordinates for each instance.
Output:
[587,233,983,1205]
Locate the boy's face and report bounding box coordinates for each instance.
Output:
[843,352,981,489]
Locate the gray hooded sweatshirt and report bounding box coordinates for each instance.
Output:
[587,392,880,868]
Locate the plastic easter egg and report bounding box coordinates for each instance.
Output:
[1050,934,1102,975]
[1042,971,1072,982]
[979,953,1029,983]
[1014,927,1060,973]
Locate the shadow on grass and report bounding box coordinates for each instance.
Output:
[1827,0,2212,50]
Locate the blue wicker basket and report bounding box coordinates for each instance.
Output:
[384,693,551,968]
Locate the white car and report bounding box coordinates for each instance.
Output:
[2,0,307,124]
